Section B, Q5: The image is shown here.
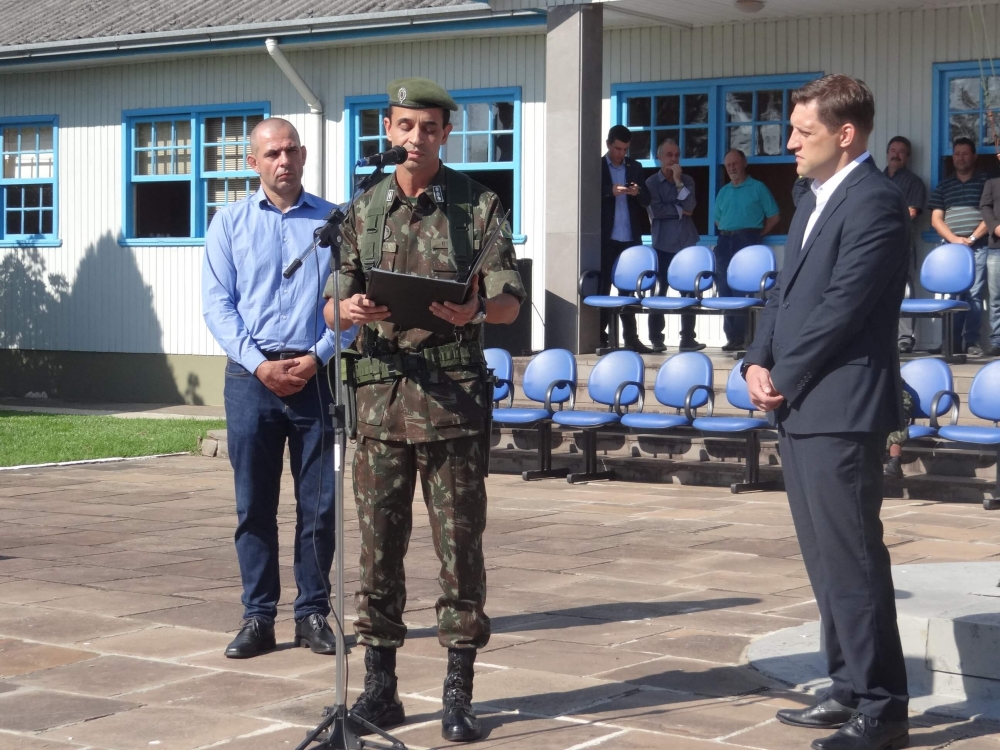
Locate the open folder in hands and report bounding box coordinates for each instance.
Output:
[364,210,511,335]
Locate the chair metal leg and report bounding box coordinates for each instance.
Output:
[596,309,622,356]
[943,312,967,364]
[522,422,569,481]
[986,446,1000,510]
[731,431,780,493]
[567,430,614,483]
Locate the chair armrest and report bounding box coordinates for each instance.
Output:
[613,381,645,417]
[930,390,961,429]
[579,269,601,298]
[684,384,715,421]
[494,378,515,409]
[758,270,778,299]
[634,270,657,299]
[544,379,576,413]
[693,270,714,301]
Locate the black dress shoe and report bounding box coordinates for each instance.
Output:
[678,340,707,352]
[650,342,668,353]
[294,613,337,655]
[624,339,654,354]
[812,713,909,750]
[225,617,276,659]
[721,341,745,352]
[777,695,857,729]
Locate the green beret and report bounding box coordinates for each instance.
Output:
[387,77,458,112]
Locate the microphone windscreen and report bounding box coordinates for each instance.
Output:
[389,145,408,164]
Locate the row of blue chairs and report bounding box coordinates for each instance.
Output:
[580,244,775,357]
[486,348,1000,508]
[583,242,979,364]
[485,347,779,493]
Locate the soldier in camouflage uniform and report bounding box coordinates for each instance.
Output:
[884,387,914,479]
[324,77,524,743]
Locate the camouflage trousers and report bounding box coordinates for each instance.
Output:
[352,433,490,650]
[886,388,915,449]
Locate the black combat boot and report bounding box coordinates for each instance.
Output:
[348,646,405,735]
[441,648,482,742]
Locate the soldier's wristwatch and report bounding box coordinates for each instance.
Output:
[469,295,488,325]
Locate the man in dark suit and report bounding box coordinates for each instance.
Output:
[600,124,651,352]
[743,75,910,750]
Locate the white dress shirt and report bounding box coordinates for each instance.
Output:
[803,151,871,246]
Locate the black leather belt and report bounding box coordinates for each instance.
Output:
[261,350,311,361]
[718,228,761,236]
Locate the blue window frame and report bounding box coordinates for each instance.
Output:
[346,88,524,242]
[931,63,1000,191]
[1,116,58,245]
[122,103,268,245]
[612,74,819,241]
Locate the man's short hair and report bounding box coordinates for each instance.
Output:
[387,105,451,128]
[886,135,912,154]
[952,136,977,153]
[607,124,632,146]
[791,74,875,137]
[656,138,678,158]
[724,148,748,161]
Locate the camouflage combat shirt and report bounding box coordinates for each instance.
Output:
[327,164,525,444]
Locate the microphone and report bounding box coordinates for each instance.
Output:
[356,145,408,168]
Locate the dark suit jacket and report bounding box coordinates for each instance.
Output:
[743,158,909,435]
[601,155,651,246]
[979,177,1000,249]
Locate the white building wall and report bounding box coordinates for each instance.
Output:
[0,32,547,356]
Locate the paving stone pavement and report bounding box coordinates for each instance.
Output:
[0,455,998,750]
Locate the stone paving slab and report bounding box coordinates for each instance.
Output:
[0,455,996,749]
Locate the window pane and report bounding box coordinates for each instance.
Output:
[18,127,37,150]
[684,94,709,124]
[493,102,514,131]
[154,149,174,175]
[467,103,490,132]
[725,92,753,123]
[360,140,380,159]
[224,116,245,141]
[23,185,40,208]
[204,145,221,172]
[175,120,192,146]
[41,210,53,235]
[728,125,752,154]
[176,148,192,175]
[41,184,53,207]
[3,154,15,179]
[950,114,980,144]
[629,130,651,160]
[39,126,54,151]
[655,129,680,154]
[247,114,264,133]
[757,124,783,155]
[655,96,680,126]
[6,185,21,208]
[24,210,40,234]
[493,133,513,162]
[136,123,153,149]
[5,210,19,234]
[38,151,54,179]
[205,117,224,143]
[684,128,709,158]
[444,136,463,163]
[2,128,17,153]
[758,90,783,121]
[949,78,980,111]
[134,181,191,238]
[224,143,243,171]
[360,109,382,137]
[467,134,489,163]
[627,97,651,128]
[154,121,173,147]
[17,153,37,179]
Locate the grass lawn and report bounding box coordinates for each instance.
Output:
[0,411,226,467]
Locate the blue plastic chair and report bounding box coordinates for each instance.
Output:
[899,243,974,362]
[621,352,714,432]
[551,350,645,483]
[688,359,780,494]
[899,358,954,441]
[580,245,658,355]
[641,245,715,313]
[933,360,1000,509]
[700,244,777,356]
[490,348,577,481]
[484,347,514,408]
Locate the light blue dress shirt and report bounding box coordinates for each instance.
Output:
[607,156,633,243]
[203,187,355,374]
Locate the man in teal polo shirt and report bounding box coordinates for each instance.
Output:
[714,148,780,350]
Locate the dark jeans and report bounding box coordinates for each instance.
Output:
[648,248,695,345]
[954,240,986,350]
[779,429,908,721]
[713,229,761,345]
[600,239,639,343]
[224,358,336,623]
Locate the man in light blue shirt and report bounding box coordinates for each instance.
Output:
[203,117,341,660]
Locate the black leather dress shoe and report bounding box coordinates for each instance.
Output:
[624,339,654,354]
[811,713,909,750]
[295,613,337,655]
[650,342,668,353]
[225,617,276,659]
[777,695,857,729]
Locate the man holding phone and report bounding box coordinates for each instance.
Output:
[600,124,652,352]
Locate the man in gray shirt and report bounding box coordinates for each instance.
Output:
[646,138,703,352]
[884,136,927,353]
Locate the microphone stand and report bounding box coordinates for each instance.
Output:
[288,165,408,750]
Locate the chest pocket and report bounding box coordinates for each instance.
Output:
[431,240,457,279]
[378,242,397,272]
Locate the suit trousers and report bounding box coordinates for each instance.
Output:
[778,429,908,721]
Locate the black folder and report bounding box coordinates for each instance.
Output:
[364,210,510,335]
